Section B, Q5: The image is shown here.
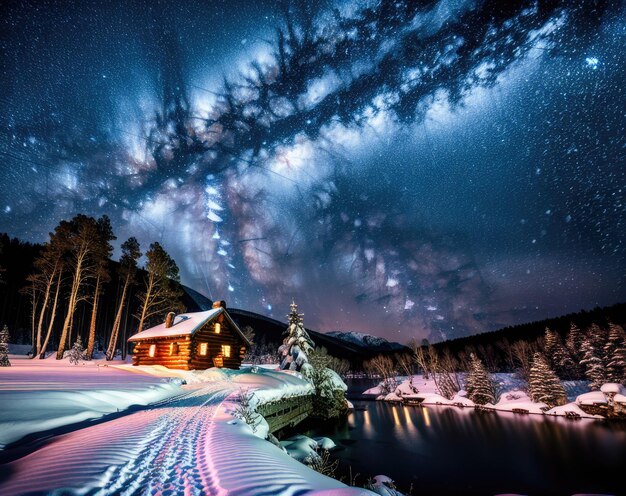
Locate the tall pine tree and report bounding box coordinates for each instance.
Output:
[529,353,567,407]
[465,353,496,405]
[565,323,583,362]
[278,300,314,372]
[604,323,626,384]
[580,330,607,390]
[544,328,577,379]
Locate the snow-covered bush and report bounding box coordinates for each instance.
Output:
[366,475,405,496]
[304,347,349,419]
[67,335,86,365]
[232,389,262,433]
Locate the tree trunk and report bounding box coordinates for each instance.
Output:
[56,251,85,359]
[107,273,131,361]
[86,274,101,359]
[40,269,62,358]
[136,274,154,334]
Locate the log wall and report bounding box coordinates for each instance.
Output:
[131,315,248,370]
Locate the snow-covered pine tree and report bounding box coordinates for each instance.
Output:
[529,352,567,407]
[0,324,10,367]
[278,300,314,372]
[465,353,496,405]
[580,330,606,390]
[565,323,583,361]
[68,335,86,365]
[604,323,626,384]
[544,327,577,378]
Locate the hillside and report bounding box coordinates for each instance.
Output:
[326,331,405,352]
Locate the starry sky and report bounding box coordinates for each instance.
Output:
[1,0,624,343]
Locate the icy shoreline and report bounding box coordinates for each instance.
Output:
[364,374,607,420]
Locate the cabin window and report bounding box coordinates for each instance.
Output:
[199,342,208,356]
[221,344,231,358]
[149,344,156,357]
[169,342,179,356]
[214,323,221,334]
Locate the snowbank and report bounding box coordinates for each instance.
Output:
[0,356,183,449]
[203,384,373,495]
[365,375,609,420]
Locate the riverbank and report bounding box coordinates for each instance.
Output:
[363,374,626,420]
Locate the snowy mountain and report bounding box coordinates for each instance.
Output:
[325,331,405,352]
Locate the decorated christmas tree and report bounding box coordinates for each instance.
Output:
[529,352,567,407]
[0,325,10,367]
[465,353,496,405]
[278,300,314,372]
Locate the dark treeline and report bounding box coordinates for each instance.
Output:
[429,303,626,371]
[0,215,189,359]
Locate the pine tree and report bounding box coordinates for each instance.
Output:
[580,331,606,390]
[0,325,10,367]
[544,328,577,378]
[465,353,496,405]
[134,242,184,336]
[529,353,567,407]
[278,300,314,372]
[68,335,85,365]
[604,323,626,384]
[565,323,583,361]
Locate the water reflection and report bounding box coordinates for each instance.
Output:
[306,402,626,495]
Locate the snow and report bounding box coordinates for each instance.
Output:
[366,374,608,420]
[0,356,183,449]
[490,391,548,415]
[0,360,373,495]
[368,475,404,496]
[280,434,322,462]
[546,403,602,419]
[127,308,221,340]
[600,383,626,395]
[576,391,607,405]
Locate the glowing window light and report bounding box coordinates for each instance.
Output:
[148,344,156,357]
[199,342,208,356]
[222,345,231,358]
[214,323,221,334]
[169,342,179,356]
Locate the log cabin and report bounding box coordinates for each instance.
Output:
[128,301,252,370]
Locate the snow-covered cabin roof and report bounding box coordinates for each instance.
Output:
[127,308,252,346]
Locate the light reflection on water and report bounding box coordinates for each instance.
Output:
[305,401,626,495]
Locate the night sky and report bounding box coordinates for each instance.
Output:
[1,0,624,343]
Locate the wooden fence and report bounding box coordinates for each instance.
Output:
[256,394,314,433]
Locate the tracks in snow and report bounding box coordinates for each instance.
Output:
[0,382,233,496]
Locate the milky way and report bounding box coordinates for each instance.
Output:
[1,0,624,342]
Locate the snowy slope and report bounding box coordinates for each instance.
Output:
[0,356,183,448]
[0,364,373,495]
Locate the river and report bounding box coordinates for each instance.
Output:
[304,399,626,495]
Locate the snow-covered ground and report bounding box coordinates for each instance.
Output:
[0,355,182,448]
[364,374,602,419]
[0,356,373,495]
